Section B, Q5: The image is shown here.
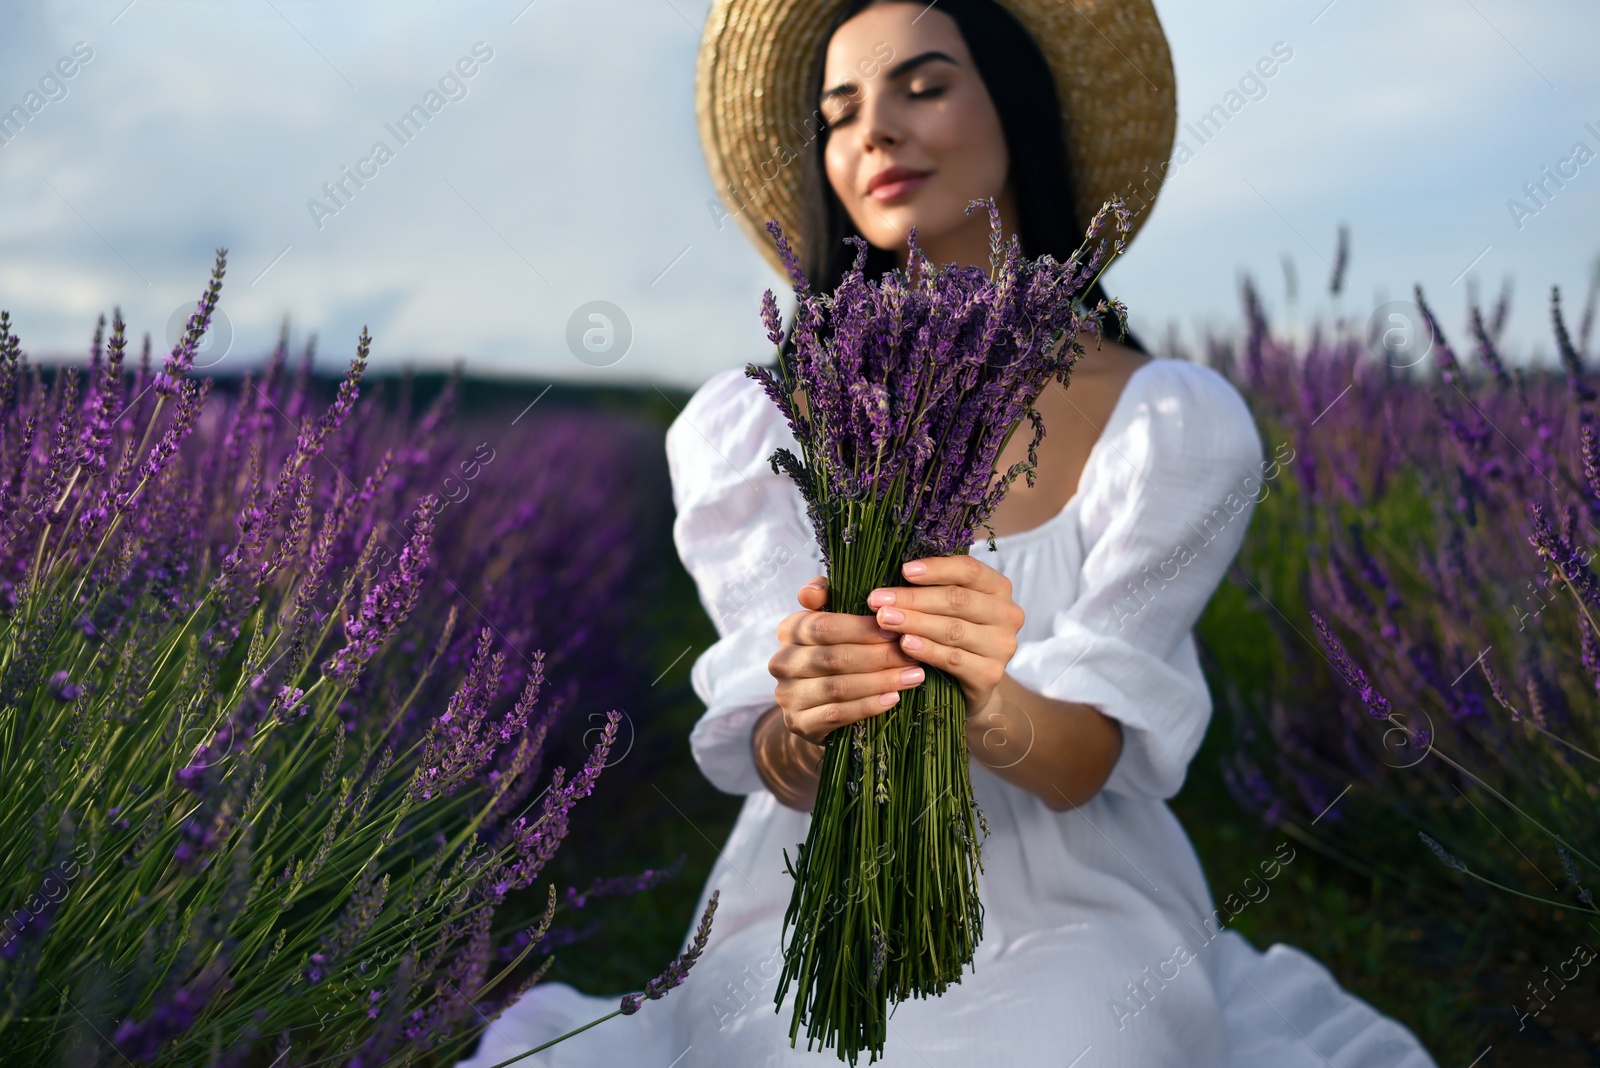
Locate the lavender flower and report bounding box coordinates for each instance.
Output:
[1468,301,1512,390]
[1550,286,1595,402]
[1309,609,1393,720]
[1222,751,1285,828]
[619,890,718,1014]
[496,709,623,889]
[868,921,887,989]
[1557,844,1594,907]
[47,670,81,701]
[1579,614,1600,698]
[1479,658,1523,722]
[111,958,233,1061]
[1527,502,1600,618]
[321,493,443,685]
[1329,223,1349,296]
[1418,832,1468,874]
[564,852,686,910]
[1413,286,1464,386]
[156,250,226,396]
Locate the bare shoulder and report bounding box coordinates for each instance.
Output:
[1071,334,1150,385]
[1044,332,1151,418]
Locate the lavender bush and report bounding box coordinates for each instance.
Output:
[0,253,713,1066]
[1194,259,1600,945]
[751,196,1131,1065]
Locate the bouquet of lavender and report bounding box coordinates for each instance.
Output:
[749,197,1131,1064]
[0,255,714,1066]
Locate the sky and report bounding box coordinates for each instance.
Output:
[0,0,1596,389]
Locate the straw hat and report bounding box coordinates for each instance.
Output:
[695,0,1177,278]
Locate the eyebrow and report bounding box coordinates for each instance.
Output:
[820,50,960,105]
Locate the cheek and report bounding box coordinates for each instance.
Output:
[918,96,1008,200]
[955,101,1009,189]
[826,140,901,244]
[823,140,855,195]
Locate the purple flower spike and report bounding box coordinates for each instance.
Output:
[565,852,686,910]
[1557,844,1595,907]
[112,958,233,1061]
[868,921,887,989]
[322,494,444,685]
[1527,502,1600,618]
[157,250,227,396]
[48,670,81,701]
[1309,609,1393,720]
[1418,831,1467,874]
[620,889,719,1014]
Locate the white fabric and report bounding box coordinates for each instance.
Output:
[458,359,1439,1068]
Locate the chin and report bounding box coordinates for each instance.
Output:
[859,212,952,257]
[906,205,983,251]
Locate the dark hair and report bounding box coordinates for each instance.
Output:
[785,0,1144,356]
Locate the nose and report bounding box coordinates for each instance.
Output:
[854,90,903,151]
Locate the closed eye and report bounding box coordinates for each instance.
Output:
[825,85,946,128]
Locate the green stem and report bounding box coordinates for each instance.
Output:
[1456,866,1600,915]
[481,1006,629,1068]
[1423,738,1600,873]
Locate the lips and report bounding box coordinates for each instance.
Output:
[866,166,932,200]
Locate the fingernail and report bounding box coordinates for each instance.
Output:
[878,607,904,624]
[899,667,925,685]
[903,561,927,576]
[878,692,900,706]
[902,634,923,651]
[868,590,894,607]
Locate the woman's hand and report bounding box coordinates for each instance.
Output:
[768,577,929,746]
[866,556,1025,716]
[760,562,1122,814]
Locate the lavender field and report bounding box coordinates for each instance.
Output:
[3,256,1600,1064]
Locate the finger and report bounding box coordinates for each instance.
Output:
[781,606,904,648]
[900,554,1011,596]
[786,667,925,743]
[779,662,926,714]
[893,626,1012,693]
[777,634,920,680]
[865,580,1021,627]
[797,581,828,611]
[874,604,1018,662]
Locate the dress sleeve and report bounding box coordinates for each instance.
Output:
[664,367,826,796]
[1002,361,1270,800]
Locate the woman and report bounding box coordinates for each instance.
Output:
[461,1,1440,1065]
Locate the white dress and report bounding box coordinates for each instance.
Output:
[458,358,1439,1068]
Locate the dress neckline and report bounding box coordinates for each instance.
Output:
[977,358,1158,550]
